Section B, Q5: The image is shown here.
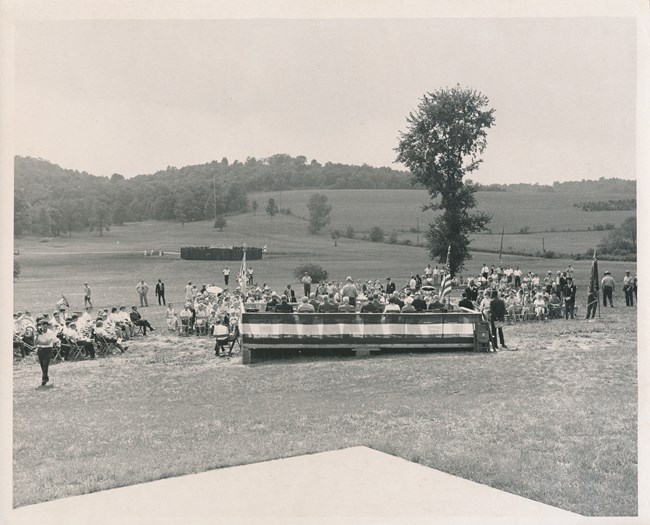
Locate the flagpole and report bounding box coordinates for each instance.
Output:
[595,248,601,319]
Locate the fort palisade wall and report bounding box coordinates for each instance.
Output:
[180,246,263,261]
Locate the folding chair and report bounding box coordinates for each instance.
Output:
[228,328,242,355]
[178,317,191,336]
[67,340,85,360]
[195,318,208,336]
[95,334,118,356]
[52,341,65,361]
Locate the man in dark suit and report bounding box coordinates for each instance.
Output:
[411,292,428,312]
[386,278,396,295]
[360,294,382,313]
[317,294,339,313]
[563,277,577,319]
[465,279,479,302]
[427,295,448,312]
[275,296,294,313]
[458,292,476,311]
[130,306,155,335]
[155,279,166,305]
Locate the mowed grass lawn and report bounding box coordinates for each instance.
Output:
[13,220,638,516]
[13,308,637,515]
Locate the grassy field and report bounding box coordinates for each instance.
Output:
[12,211,638,516]
[13,309,637,515]
[252,189,635,255]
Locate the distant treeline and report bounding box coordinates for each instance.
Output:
[476,178,635,194]
[573,199,636,212]
[14,154,637,237]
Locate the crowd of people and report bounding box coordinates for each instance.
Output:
[13,303,157,385]
[15,262,636,383]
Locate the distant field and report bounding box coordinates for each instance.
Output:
[252,189,635,255]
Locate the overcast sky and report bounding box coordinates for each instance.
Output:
[14,17,636,184]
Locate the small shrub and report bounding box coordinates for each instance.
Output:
[400,239,413,246]
[519,226,530,234]
[344,225,355,239]
[213,216,227,231]
[293,263,328,283]
[388,231,398,244]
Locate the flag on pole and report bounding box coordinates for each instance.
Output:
[589,249,599,294]
[237,249,247,289]
[439,245,452,301]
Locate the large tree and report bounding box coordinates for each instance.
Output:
[306,193,332,234]
[396,85,495,275]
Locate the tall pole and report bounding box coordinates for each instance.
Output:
[542,237,545,253]
[499,226,504,260]
[213,172,217,220]
[416,217,419,245]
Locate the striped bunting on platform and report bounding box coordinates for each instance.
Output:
[241,313,480,348]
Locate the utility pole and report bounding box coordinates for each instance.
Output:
[542,237,545,253]
[416,217,419,245]
[499,226,504,260]
[213,171,217,220]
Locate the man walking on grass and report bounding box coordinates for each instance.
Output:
[83,282,93,308]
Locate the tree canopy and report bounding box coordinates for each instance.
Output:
[306,193,332,234]
[396,85,495,275]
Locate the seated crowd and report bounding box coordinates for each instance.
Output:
[13,263,582,361]
[13,304,156,360]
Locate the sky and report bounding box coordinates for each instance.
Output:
[14,16,637,184]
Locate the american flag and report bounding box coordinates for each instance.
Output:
[237,249,247,290]
[439,245,452,301]
[589,249,599,294]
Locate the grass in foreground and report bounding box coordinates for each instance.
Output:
[13,308,637,516]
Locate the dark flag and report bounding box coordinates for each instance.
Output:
[589,250,599,294]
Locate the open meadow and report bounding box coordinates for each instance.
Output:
[253,189,635,256]
[13,214,638,516]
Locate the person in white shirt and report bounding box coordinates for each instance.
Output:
[301,273,313,297]
[296,296,315,313]
[383,297,401,313]
[166,303,178,331]
[136,280,149,307]
[95,320,128,353]
[223,267,231,286]
[213,319,231,357]
[534,294,547,321]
